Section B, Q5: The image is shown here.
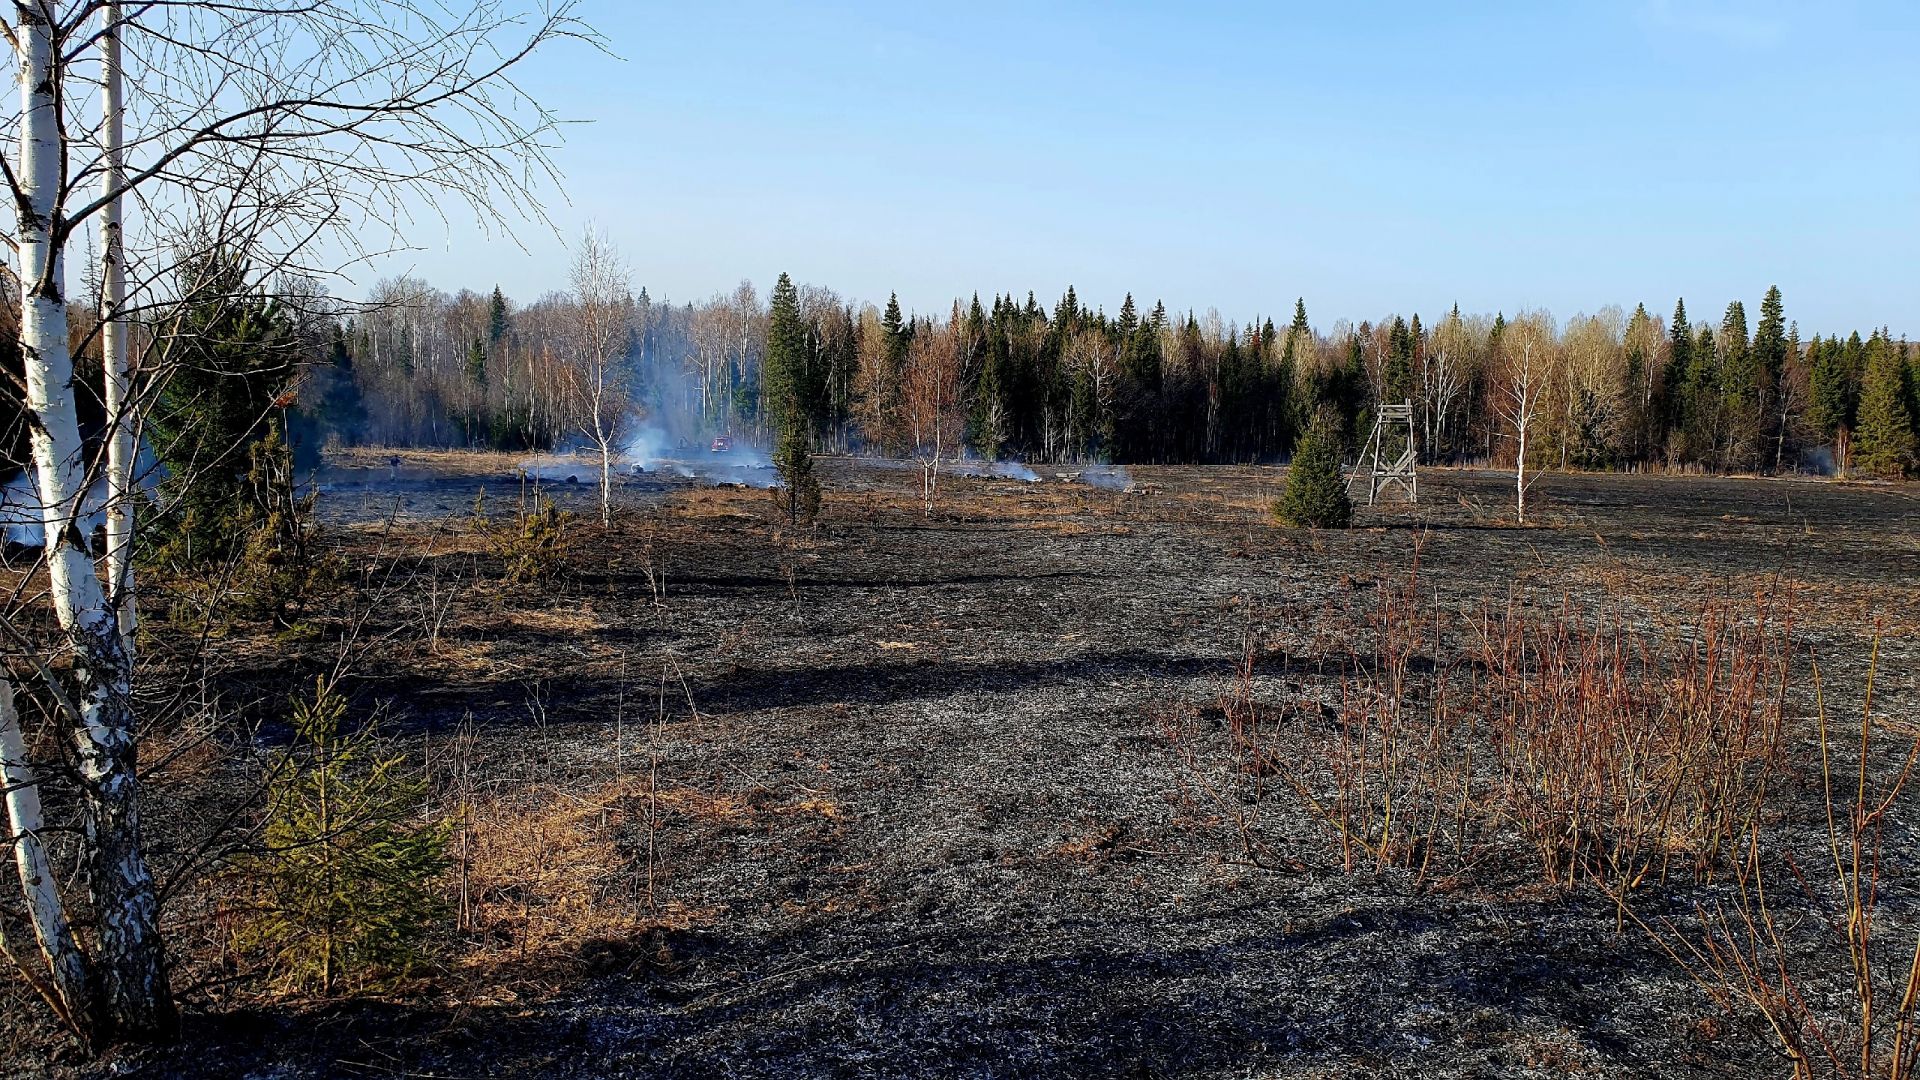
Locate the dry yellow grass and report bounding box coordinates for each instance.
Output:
[451,773,842,996]
[453,777,719,993]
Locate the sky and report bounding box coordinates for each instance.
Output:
[370,0,1919,338]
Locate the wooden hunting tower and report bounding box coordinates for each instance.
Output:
[1352,399,1417,504]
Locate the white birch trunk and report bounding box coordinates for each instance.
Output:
[101,1,134,656]
[1,678,99,1041]
[14,2,173,1038]
[1516,416,1528,524]
[598,424,612,526]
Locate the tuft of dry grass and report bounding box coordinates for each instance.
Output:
[450,775,720,993]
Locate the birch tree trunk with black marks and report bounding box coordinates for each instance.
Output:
[1,679,101,1045]
[11,0,175,1039]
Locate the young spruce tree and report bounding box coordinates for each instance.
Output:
[1276,410,1353,528]
[765,272,821,525]
[148,252,300,563]
[236,680,449,995]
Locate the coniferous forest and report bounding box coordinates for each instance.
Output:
[18,272,1907,482]
[138,277,1916,478]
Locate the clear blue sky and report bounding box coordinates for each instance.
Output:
[380,0,1918,337]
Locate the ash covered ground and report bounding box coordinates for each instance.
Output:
[13,451,1920,1078]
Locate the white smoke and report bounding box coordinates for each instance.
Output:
[604,335,781,488]
[620,422,777,488]
[1076,465,1134,491]
[950,455,1041,483]
[1,442,165,548]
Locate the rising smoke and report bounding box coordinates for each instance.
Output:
[1076,465,1134,491]
[0,443,166,548]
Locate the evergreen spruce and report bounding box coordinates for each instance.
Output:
[1855,332,1918,477]
[1664,299,1692,440]
[148,251,300,563]
[299,322,368,454]
[235,680,449,994]
[771,422,822,527]
[1275,410,1353,528]
[464,337,487,386]
[766,273,822,525]
[1385,316,1414,404]
[1718,300,1760,466]
[487,286,510,344]
[1751,286,1787,466]
[1684,325,1722,460]
[1808,334,1854,466]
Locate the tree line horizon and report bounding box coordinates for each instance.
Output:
[9,273,1916,483]
[283,271,1920,479]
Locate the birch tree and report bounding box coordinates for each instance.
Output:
[0,0,588,1046]
[564,229,632,525]
[901,318,965,514]
[1421,306,1478,460]
[1066,326,1119,458]
[1494,312,1555,523]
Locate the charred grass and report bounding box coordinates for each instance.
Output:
[5,456,1919,1077]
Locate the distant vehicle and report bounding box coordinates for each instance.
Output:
[710,435,734,453]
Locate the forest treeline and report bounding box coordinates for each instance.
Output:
[8,276,1918,480]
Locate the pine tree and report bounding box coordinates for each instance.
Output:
[1855,331,1918,477]
[235,680,449,994]
[1275,410,1352,528]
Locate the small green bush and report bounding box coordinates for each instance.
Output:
[1276,411,1354,529]
[482,487,574,584]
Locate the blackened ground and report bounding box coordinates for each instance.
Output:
[9,454,1917,1078]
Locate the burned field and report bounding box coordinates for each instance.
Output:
[13,455,1920,1078]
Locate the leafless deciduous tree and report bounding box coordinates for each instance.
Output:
[901,319,965,514]
[0,0,590,1047]
[564,229,634,526]
[1067,325,1119,454]
[1421,308,1481,459]
[1494,312,1555,524]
